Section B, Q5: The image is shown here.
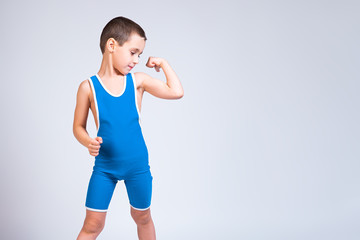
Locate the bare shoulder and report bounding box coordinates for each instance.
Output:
[133,71,162,91]
[75,79,92,107]
[78,79,91,99]
[133,72,149,90]
[74,79,92,128]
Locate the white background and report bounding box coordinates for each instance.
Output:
[0,0,359,239]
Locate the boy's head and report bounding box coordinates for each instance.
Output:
[100,16,147,54]
[100,16,147,74]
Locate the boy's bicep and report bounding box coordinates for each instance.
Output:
[73,80,90,128]
[139,72,178,99]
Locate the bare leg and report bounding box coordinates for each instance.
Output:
[77,209,107,240]
[130,206,156,240]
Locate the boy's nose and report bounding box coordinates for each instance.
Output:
[134,55,141,63]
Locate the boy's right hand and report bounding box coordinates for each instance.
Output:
[88,137,103,156]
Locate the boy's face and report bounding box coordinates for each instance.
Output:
[110,33,146,75]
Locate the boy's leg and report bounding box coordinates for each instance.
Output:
[77,209,106,240]
[85,170,117,211]
[77,170,117,239]
[125,170,155,239]
[130,207,156,240]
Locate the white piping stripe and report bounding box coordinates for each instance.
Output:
[88,78,100,134]
[86,207,108,212]
[130,204,150,211]
[131,73,142,128]
[95,74,126,97]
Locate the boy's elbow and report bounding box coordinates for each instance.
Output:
[73,125,78,137]
[177,92,184,99]
[73,124,82,138]
[174,90,184,99]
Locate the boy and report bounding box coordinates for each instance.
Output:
[73,16,184,240]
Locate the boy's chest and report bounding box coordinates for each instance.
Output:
[89,87,144,114]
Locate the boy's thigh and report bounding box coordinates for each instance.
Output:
[85,170,117,211]
[124,170,153,210]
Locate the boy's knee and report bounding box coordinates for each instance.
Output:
[131,208,152,225]
[83,219,105,234]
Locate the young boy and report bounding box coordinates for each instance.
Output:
[73,16,184,240]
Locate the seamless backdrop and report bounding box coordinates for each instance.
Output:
[0,0,359,239]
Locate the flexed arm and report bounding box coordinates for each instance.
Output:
[138,57,184,99]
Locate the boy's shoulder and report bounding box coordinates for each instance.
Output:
[133,72,150,89]
[77,78,92,101]
[80,78,92,92]
[133,71,147,81]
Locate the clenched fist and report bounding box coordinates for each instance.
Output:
[88,136,103,157]
[146,56,165,72]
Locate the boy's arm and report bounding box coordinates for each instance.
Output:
[73,80,93,148]
[136,57,184,99]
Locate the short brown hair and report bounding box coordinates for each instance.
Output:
[99,16,147,54]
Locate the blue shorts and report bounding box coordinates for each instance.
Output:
[85,169,153,212]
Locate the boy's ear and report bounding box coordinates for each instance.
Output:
[106,38,116,53]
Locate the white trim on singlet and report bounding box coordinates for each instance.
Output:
[86,207,108,212]
[95,74,126,97]
[88,78,100,134]
[130,204,150,211]
[131,72,142,128]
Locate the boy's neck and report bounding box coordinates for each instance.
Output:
[97,53,125,80]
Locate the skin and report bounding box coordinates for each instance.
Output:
[73,33,184,240]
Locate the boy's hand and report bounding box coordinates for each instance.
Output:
[88,137,103,156]
[146,57,165,72]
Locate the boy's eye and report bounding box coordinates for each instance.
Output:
[131,51,141,58]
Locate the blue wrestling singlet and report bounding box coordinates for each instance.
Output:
[85,72,153,212]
